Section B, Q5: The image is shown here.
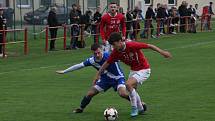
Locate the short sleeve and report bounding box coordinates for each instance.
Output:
[130,42,149,50]
[83,57,94,66]
[107,50,118,64]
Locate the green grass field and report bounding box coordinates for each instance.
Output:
[1,30,215,121]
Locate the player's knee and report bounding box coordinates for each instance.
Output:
[86,91,96,97]
[86,88,99,97]
[119,92,128,98]
[126,82,133,91]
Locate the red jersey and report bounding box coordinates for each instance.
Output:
[100,13,126,43]
[107,42,150,71]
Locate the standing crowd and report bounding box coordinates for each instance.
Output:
[46,1,214,51]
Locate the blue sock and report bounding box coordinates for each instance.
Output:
[80,96,92,109]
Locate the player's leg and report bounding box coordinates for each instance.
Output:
[117,87,130,101]
[126,77,139,117]
[127,69,151,117]
[136,92,147,115]
[115,78,130,101]
[73,86,99,113]
[73,78,111,113]
[116,79,146,112]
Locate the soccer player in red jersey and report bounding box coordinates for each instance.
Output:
[100,2,126,52]
[96,32,172,117]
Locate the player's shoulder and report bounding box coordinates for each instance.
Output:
[126,41,146,45]
[103,52,110,57]
[86,56,95,64]
[125,41,140,47]
[102,13,109,18]
[125,41,134,45]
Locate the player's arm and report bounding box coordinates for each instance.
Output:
[56,62,85,74]
[96,51,118,79]
[92,71,99,85]
[100,16,106,44]
[147,44,172,58]
[95,61,110,80]
[121,16,126,40]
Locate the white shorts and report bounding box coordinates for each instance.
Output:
[129,69,151,84]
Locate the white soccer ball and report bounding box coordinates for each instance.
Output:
[104,107,118,121]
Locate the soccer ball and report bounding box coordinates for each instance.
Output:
[104,107,118,121]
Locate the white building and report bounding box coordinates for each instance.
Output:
[0,0,214,21]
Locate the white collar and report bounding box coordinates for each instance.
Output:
[119,42,126,52]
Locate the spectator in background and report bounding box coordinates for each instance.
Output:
[187,5,196,33]
[194,4,200,19]
[209,2,214,15]
[140,5,156,38]
[178,1,188,33]
[119,7,125,15]
[77,4,82,16]
[132,6,141,39]
[202,5,210,30]
[3,7,13,27]
[92,7,102,43]
[154,3,161,16]
[80,10,92,34]
[78,10,92,48]
[208,2,214,30]
[156,4,166,35]
[0,8,7,57]
[164,4,171,34]
[126,7,133,40]
[69,4,81,49]
[169,6,179,34]
[48,7,60,51]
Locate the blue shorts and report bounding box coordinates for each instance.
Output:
[94,76,126,92]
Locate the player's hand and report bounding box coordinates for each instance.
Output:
[162,51,172,58]
[92,79,98,85]
[56,70,65,74]
[95,73,100,82]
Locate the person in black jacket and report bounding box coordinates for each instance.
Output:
[126,7,133,39]
[178,1,188,33]
[0,8,7,57]
[69,4,81,49]
[140,5,156,38]
[169,6,179,34]
[187,5,196,33]
[48,7,60,51]
[208,2,214,30]
[92,7,102,43]
[156,4,166,35]
[132,6,141,39]
[80,10,92,32]
[209,2,214,15]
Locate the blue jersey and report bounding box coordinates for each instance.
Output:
[83,52,125,80]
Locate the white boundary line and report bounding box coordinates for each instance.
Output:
[0,40,215,75]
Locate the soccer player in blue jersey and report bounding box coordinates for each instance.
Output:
[56,43,147,113]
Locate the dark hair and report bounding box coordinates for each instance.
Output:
[110,2,117,5]
[72,4,77,7]
[91,43,102,51]
[210,2,213,4]
[108,32,122,45]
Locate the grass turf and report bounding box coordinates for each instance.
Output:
[0,30,215,121]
